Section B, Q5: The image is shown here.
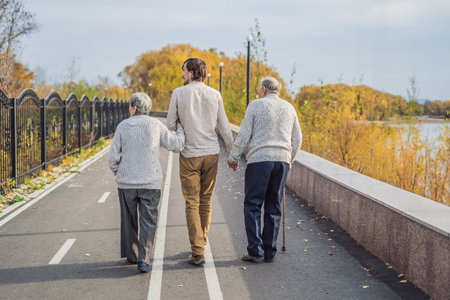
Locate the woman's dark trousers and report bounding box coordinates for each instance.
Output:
[118,189,161,264]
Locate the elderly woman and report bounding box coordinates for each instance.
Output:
[108,92,184,273]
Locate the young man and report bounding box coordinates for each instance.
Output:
[228,77,302,263]
[108,92,185,273]
[167,58,234,265]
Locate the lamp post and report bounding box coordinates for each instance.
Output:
[207,73,211,86]
[219,62,223,94]
[148,82,152,97]
[105,88,108,99]
[124,85,127,100]
[246,35,252,107]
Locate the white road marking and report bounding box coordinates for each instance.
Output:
[49,239,76,264]
[204,239,224,300]
[97,192,111,203]
[147,151,173,300]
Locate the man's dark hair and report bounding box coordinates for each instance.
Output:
[182,58,207,82]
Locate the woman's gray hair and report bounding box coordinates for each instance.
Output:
[260,77,282,95]
[130,92,152,115]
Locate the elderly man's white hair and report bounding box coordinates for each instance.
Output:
[260,77,282,95]
[130,92,152,115]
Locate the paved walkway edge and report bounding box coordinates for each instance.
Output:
[0,146,111,224]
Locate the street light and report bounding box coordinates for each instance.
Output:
[219,62,223,94]
[104,87,108,99]
[148,82,152,97]
[124,85,127,100]
[246,35,252,107]
[207,73,211,86]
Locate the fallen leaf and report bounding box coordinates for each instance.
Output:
[85,254,90,256]
[304,249,307,252]
[330,229,334,232]
[388,266,393,269]
[398,274,404,277]
[178,284,183,287]
[61,229,66,232]
[304,239,308,242]
[362,285,370,289]
[400,280,407,283]
[325,292,330,294]
[241,266,246,270]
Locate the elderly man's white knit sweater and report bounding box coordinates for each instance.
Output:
[108,115,185,189]
[228,94,302,165]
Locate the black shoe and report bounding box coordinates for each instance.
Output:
[137,261,150,273]
[265,257,274,263]
[188,254,206,266]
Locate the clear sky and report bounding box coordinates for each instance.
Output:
[19,0,450,100]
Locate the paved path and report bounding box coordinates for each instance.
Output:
[0,138,428,299]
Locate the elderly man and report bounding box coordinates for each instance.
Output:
[228,77,302,263]
[167,58,234,265]
[108,92,185,273]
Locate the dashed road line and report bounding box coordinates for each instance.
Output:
[49,239,76,265]
[147,151,173,300]
[97,192,111,203]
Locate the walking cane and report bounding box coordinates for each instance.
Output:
[282,188,286,251]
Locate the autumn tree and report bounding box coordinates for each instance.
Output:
[119,43,288,124]
[0,0,37,94]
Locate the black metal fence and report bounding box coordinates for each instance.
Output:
[0,88,129,192]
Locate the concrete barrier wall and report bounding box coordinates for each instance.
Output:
[157,113,449,299]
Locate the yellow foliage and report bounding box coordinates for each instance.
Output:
[297,83,449,205]
[120,44,288,124]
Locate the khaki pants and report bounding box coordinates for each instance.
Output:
[180,153,219,255]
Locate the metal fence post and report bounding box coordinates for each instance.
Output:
[78,103,82,152]
[99,103,103,138]
[106,102,109,137]
[11,98,17,188]
[63,100,67,155]
[41,98,47,170]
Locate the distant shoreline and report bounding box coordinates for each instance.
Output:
[371,116,447,125]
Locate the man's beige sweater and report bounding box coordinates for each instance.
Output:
[167,82,233,158]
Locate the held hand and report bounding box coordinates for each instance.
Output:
[227,160,238,171]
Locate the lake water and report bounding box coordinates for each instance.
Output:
[420,122,446,140]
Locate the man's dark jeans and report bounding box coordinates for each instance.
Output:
[244,161,289,260]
